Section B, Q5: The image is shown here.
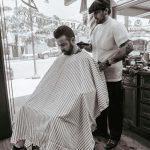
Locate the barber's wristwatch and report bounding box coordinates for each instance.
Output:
[105,60,112,66]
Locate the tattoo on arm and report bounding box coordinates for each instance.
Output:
[110,40,134,64]
[124,41,134,55]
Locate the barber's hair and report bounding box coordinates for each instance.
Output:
[53,25,75,39]
[89,0,111,15]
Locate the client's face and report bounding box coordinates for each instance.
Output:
[56,35,73,55]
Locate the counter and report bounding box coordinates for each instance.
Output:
[122,70,150,139]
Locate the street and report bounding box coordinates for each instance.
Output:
[10,58,56,97]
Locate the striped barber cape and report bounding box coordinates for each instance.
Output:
[11,51,109,150]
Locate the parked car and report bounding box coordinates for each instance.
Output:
[38,48,61,59]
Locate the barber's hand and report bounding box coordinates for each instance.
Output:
[77,41,90,49]
[77,44,85,49]
[98,61,108,71]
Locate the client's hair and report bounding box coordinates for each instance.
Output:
[53,25,75,39]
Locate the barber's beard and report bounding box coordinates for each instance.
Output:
[97,15,107,24]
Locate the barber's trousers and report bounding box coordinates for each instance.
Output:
[95,81,123,141]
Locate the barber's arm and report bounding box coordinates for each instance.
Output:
[99,40,134,70]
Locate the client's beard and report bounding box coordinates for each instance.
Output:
[63,45,74,55]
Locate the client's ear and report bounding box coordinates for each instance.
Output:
[71,37,75,44]
[104,8,109,15]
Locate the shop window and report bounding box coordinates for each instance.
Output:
[0,0,91,123]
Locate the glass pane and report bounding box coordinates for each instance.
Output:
[0,0,91,123]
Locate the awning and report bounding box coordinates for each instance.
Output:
[114,0,150,19]
[64,0,77,6]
